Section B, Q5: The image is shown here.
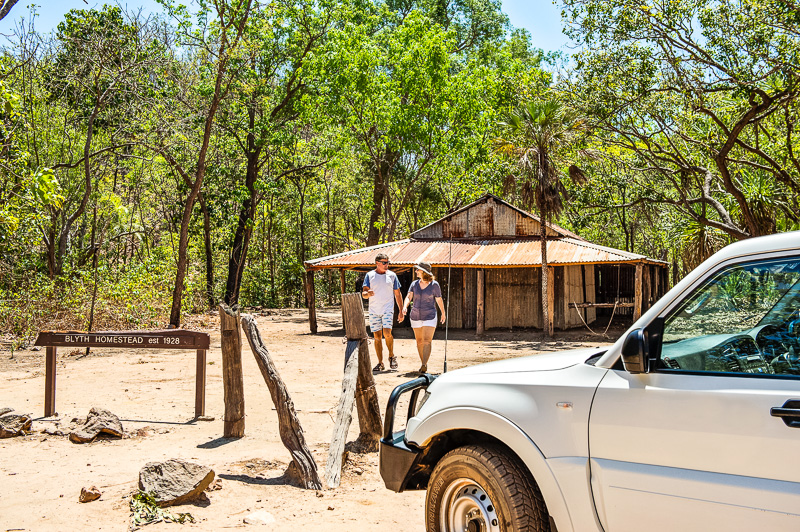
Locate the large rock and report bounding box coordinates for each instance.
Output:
[0,413,32,438]
[69,408,124,443]
[138,459,215,507]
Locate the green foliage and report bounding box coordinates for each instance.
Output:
[0,0,797,340]
[129,491,195,527]
[563,0,800,242]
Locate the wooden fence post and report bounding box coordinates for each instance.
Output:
[325,340,360,489]
[341,292,382,448]
[44,346,57,417]
[305,270,318,334]
[546,266,555,336]
[195,348,206,418]
[476,269,485,335]
[241,314,322,489]
[220,304,245,438]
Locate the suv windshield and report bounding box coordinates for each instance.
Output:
[660,257,800,376]
[664,258,800,343]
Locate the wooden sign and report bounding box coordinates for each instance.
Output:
[34,329,211,418]
[34,329,210,350]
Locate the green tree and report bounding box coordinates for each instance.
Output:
[495,98,587,336]
[308,4,514,246]
[563,0,800,240]
[42,5,163,276]
[154,0,254,326]
[216,0,334,305]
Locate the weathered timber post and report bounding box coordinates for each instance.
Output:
[341,292,382,451]
[305,270,318,334]
[339,268,346,294]
[241,314,322,489]
[476,268,485,335]
[220,304,245,437]
[44,346,57,417]
[634,262,643,321]
[325,341,360,489]
[546,266,555,336]
[195,347,206,418]
[325,293,383,487]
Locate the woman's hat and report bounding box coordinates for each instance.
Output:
[415,261,434,277]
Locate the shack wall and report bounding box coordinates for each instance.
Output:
[485,268,541,329]
[414,198,560,240]
[561,265,596,328]
[433,267,463,329]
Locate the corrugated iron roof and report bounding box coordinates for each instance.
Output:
[306,238,666,270]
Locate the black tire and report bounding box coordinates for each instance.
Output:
[425,444,550,532]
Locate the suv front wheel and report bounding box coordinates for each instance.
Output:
[425,444,550,532]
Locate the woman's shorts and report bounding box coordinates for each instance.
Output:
[410,317,437,328]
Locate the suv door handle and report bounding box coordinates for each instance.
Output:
[771,399,800,428]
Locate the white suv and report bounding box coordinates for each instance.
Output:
[379,231,800,532]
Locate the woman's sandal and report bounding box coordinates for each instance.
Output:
[389,357,398,370]
[372,362,384,373]
[418,364,427,374]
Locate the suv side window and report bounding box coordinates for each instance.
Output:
[660,257,800,376]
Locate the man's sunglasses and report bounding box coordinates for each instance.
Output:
[377,260,390,265]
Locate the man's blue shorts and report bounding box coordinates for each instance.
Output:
[369,312,393,333]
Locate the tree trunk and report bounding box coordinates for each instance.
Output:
[541,218,553,337]
[198,193,214,309]
[224,106,261,305]
[168,38,230,326]
[241,314,322,489]
[52,102,101,277]
[223,192,254,305]
[365,151,396,247]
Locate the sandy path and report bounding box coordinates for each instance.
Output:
[0,308,617,531]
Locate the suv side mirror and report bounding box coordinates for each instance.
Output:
[621,328,649,374]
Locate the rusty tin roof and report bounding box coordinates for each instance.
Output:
[306,238,665,271]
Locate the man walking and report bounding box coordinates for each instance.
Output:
[362,253,404,372]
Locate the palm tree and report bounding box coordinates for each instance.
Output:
[495,98,587,337]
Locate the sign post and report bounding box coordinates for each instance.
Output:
[34,329,211,418]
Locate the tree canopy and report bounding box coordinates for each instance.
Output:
[0,0,798,339]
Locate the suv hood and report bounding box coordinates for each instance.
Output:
[449,347,605,376]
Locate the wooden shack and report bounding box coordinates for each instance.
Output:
[304,194,668,333]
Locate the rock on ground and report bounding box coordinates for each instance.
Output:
[138,459,215,507]
[243,511,276,525]
[0,412,32,438]
[79,486,101,503]
[69,408,123,443]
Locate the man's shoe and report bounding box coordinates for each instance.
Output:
[372,362,384,373]
[389,357,398,370]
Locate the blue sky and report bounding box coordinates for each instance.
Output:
[0,0,570,53]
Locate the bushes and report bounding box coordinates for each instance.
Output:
[0,256,209,347]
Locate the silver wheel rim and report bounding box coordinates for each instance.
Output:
[440,479,500,532]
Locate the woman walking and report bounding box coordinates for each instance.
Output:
[402,261,446,374]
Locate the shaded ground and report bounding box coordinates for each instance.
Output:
[0,308,625,531]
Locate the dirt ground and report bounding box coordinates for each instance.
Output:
[0,308,624,531]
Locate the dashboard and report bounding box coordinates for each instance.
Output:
[660,323,800,375]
